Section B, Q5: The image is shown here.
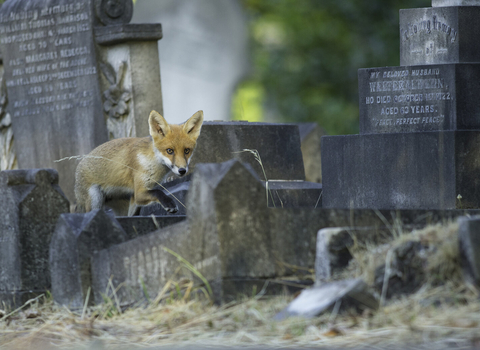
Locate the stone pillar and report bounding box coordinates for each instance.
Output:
[95,24,163,139]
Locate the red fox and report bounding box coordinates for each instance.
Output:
[74,110,204,215]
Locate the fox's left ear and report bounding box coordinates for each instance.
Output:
[183,110,204,140]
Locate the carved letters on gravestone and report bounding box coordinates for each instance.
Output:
[0,0,108,202]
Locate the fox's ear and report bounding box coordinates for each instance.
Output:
[183,110,204,140]
[149,110,170,138]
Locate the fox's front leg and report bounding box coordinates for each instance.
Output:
[133,182,178,214]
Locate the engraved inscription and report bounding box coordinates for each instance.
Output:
[0,2,96,118]
[401,14,457,58]
[361,66,454,133]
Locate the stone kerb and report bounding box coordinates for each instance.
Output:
[0,168,69,307]
[49,209,128,309]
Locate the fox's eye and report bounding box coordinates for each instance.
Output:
[184,148,190,155]
[166,148,174,154]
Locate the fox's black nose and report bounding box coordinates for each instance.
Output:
[178,168,187,176]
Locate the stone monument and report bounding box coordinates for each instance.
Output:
[322,0,480,209]
[130,0,248,124]
[0,0,163,202]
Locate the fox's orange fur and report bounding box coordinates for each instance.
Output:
[75,110,203,215]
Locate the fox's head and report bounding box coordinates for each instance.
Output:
[148,110,204,177]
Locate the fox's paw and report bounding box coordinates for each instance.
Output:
[161,197,178,214]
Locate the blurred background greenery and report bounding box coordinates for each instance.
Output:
[232,0,430,135]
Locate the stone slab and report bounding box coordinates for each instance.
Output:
[190,122,305,181]
[0,168,69,307]
[400,7,480,65]
[358,64,480,134]
[0,0,109,202]
[94,23,162,45]
[274,279,378,320]
[322,131,480,209]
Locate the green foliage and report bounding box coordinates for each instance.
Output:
[237,0,430,135]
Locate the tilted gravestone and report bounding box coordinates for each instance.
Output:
[0,0,163,202]
[91,160,276,304]
[0,168,69,307]
[322,0,480,209]
[49,209,128,309]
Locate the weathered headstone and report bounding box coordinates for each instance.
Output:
[0,0,163,202]
[130,0,248,124]
[0,168,69,308]
[91,160,276,304]
[189,121,307,181]
[49,210,128,308]
[322,0,480,209]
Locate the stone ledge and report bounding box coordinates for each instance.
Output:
[95,24,163,45]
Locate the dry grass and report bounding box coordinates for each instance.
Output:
[2,221,480,349]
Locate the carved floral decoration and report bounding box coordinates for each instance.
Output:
[0,76,16,170]
[100,61,132,119]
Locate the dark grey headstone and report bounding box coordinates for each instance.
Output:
[190,122,306,181]
[49,209,128,308]
[0,0,109,201]
[358,64,480,134]
[0,168,69,307]
[91,160,273,304]
[274,279,378,320]
[400,7,480,66]
[322,131,480,209]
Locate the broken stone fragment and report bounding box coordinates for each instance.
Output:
[274,278,378,320]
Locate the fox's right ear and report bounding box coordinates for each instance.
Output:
[149,110,170,139]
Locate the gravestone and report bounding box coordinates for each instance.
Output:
[322,0,480,209]
[130,0,248,124]
[0,0,163,202]
[0,168,69,308]
[49,210,128,308]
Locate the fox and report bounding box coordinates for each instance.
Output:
[74,110,204,216]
